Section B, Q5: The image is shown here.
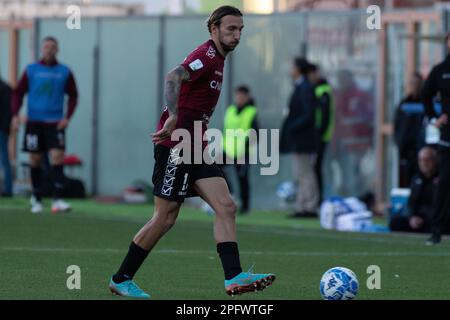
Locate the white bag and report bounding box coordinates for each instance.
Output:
[320,197,373,232]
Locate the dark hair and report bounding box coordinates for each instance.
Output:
[235,85,250,94]
[235,85,255,105]
[294,57,312,75]
[308,63,318,73]
[42,36,58,45]
[207,6,243,33]
[419,145,438,158]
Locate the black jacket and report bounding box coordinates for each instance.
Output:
[393,95,425,157]
[422,54,450,144]
[405,172,439,227]
[280,79,319,154]
[0,79,12,134]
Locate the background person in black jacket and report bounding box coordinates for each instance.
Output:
[0,74,13,197]
[280,58,319,218]
[394,72,425,188]
[389,147,440,233]
[422,33,450,244]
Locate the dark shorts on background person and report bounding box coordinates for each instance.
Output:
[152,144,224,203]
[22,122,66,153]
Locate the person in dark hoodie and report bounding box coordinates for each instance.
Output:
[394,72,425,187]
[308,64,334,204]
[422,33,450,244]
[280,58,319,218]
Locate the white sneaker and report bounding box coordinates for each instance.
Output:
[30,196,43,214]
[51,199,72,214]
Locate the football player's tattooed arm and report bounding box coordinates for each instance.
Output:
[152,65,190,144]
[164,65,190,116]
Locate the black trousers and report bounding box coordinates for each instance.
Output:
[222,163,250,212]
[389,216,430,233]
[431,146,450,235]
[398,149,418,188]
[314,141,328,204]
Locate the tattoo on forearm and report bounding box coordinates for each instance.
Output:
[165,65,190,115]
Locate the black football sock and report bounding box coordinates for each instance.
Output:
[52,165,65,199]
[113,242,150,283]
[217,242,243,280]
[30,167,43,202]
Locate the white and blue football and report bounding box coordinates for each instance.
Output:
[320,267,359,300]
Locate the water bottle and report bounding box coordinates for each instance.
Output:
[425,119,440,144]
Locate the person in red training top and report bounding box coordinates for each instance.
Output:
[108,6,275,299]
[332,69,374,196]
[11,36,78,214]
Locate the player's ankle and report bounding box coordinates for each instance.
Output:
[112,274,129,284]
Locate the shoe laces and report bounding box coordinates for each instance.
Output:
[246,263,255,274]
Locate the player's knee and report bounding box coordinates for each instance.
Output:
[154,205,179,232]
[215,197,237,219]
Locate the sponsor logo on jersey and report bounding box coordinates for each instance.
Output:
[210,80,222,91]
[206,46,216,59]
[189,59,204,71]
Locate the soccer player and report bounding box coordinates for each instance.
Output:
[11,36,79,214]
[109,6,275,298]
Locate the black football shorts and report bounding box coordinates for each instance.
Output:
[23,122,66,153]
[152,144,224,202]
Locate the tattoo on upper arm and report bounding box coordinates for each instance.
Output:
[164,65,190,115]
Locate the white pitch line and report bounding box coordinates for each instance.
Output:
[59,212,441,247]
[1,206,448,247]
[65,211,446,246]
[2,246,450,257]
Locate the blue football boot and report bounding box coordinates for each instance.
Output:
[224,265,276,296]
[109,278,151,299]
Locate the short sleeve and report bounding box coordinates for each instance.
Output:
[181,48,213,82]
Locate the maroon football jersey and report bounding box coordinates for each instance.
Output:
[157,39,225,149]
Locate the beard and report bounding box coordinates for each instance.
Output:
[220,41,239,53]
[221,45,234,53]
[219,33,239,53]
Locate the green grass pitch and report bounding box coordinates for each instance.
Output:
[1,198,449,300]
